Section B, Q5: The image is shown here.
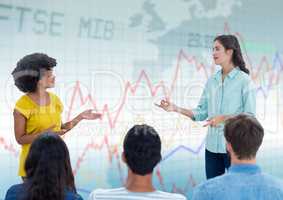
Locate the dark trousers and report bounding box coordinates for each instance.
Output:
[205,149,231,179]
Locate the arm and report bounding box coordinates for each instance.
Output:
[156,81,209,121]
[61,115,83,133]
[13,110,54,145]
[175,106,195,119]
[61,109,101,133]
[155,100,194,119]
[192,185,210,200]
[190,86,209,121]
[242,79,256,116]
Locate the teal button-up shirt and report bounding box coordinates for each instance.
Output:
[192,67,256,153]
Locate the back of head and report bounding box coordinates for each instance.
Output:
[11,53,56,93]
[24,132,75,200]
[224,114,264,160]
[123,124,162,176]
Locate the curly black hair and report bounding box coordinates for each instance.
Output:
[123,124,162,175]
[11,53,57,93]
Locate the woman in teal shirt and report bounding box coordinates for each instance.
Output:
[156,34,256,179]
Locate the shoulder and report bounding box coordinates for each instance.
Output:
[205,69,221,86]
[91,187,127,195]
[209,69,221,82]
[194,174,229,196]
[154,190,187,200]
[247,173,283,198]
[89,188,187,200]
[260,173,283,189]
[14,95,35,118]
[212,68,222,78]
[89,188,127,199]
[48,92,63,111]
[7,183,25,192]
[5,183,26,199]
[200,70,220,93]
[236,70,252,83]
[15,95,32,107]
[48,92,61,102]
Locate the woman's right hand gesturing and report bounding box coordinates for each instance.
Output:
[155,99,177,112]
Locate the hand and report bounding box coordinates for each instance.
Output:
[203,115,225,127]
[155,99,177,112]
[79,109,102,120]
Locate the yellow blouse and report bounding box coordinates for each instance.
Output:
[14,92,63,177]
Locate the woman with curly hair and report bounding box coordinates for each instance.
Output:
[11,53,101,178]
[5,132,83,200]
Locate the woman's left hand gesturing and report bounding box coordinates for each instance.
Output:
[79,109,102,120]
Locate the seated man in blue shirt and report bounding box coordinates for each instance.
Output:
[192,114,283,200]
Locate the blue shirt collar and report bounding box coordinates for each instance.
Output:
[229,164,261,174]
[214,67,240,82]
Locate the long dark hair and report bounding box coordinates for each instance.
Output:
[214,35,249,74]
[24,132,76,200]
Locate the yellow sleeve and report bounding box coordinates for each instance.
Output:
[14,96,32,119]
[50,92,64,114]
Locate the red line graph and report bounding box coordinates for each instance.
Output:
[68,22,283,187]
[72,134,119,175]
[66,49,214,128]
[66,43,282,131]
[156,167,197,194]
[1,23,282,193]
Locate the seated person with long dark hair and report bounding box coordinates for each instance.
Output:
[4,132,83,200]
